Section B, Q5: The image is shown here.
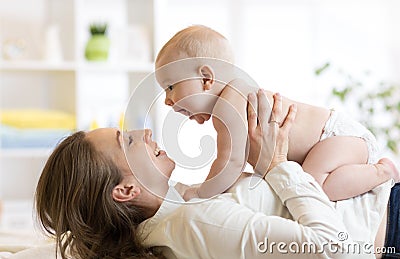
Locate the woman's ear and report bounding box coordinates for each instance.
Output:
[112,184,141,202]
[199,65,215,90]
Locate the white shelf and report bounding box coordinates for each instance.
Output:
[77,61,154,73]
[0,60,153,73]
[0,61,76,71]
[0,148,52,158]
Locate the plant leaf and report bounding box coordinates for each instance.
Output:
[315,62,330,76]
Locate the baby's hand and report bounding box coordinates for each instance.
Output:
[183,186,200,201]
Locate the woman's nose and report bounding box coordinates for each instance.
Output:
[144,129,152,143]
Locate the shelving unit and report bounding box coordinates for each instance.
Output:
[0,0,159,229]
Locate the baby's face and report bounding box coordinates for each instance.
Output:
[156,55,219,124]
[164,79,216,124]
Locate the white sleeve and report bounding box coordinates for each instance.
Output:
[173,161,365,259]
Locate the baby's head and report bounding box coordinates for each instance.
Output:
[155,25,235,124]
[156,25,234,67]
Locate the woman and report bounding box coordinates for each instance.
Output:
[30,91,396,259]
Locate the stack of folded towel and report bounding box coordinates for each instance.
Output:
[0,109,75,148]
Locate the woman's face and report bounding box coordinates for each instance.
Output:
[86,128,175,195]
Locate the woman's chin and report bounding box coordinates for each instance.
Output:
[163,160,175,178]
[168,161,176,175]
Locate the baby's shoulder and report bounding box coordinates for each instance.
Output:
[225,78,256,93]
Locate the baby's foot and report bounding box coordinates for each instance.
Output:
[377,158,400,183]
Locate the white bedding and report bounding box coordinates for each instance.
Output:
[5,243,59,259]
[0,230,50,251]
[0,198,52,256]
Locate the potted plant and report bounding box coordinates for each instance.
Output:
[85,23,110,61]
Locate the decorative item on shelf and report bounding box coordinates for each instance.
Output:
[125,24,151,63]
[43,24,63,62]
[119,112,125,131]
[89,119,99,130]
[84,23,110,61]
[2,38,27,60]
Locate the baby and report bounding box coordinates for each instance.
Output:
[155,25,399,201]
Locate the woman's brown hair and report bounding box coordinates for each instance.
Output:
[35,131,161,259]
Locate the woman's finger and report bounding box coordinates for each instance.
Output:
[280,104,297,134]
[270,93,282,125]
[257,89,271,129]
[247,92,258,135]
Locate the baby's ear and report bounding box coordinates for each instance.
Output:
[199,65,215,90]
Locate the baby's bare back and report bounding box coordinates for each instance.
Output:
[262,90,331,164]
[223,81,331,166]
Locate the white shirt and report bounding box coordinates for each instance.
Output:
[137,161,391,259]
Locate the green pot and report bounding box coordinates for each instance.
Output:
[85,35,110,61]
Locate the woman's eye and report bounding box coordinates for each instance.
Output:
[128,136,133,145]
[167,85,174,91]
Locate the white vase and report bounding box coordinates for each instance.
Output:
[43,24,63,62]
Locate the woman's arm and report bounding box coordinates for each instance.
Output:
[176,161,354,259]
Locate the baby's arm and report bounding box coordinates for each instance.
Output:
[196,82,249,199]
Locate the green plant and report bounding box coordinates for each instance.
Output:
[315,62,400,154]
[89,23,108,35]
[85,23,110,61]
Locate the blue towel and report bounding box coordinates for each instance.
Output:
[0,125,71,148]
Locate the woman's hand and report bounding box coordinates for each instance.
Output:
[247,90,297,177]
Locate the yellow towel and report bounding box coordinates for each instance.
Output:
[0,109,75,130]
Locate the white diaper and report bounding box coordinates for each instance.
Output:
[320,110,379,164]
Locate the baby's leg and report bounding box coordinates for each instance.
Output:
[321,158,398,201]
[302,136,396,201]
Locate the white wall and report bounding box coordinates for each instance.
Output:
[236,0,400,104]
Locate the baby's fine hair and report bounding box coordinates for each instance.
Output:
[156,25,235,64]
